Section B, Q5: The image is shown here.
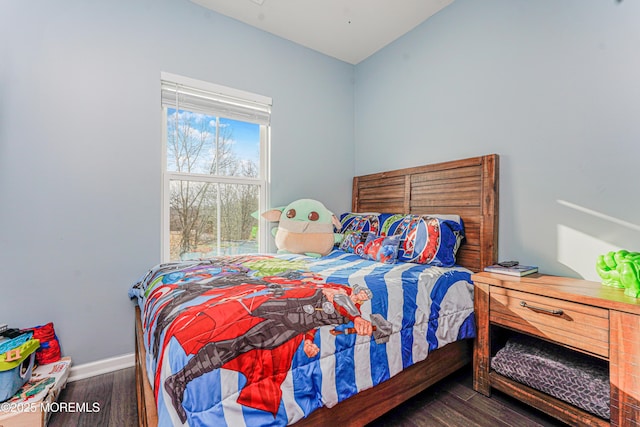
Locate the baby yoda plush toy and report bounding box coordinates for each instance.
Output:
[262,199,343,257]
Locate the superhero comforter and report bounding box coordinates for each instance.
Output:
[129,250,476,426]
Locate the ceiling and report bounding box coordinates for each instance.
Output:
[190,0,454,64]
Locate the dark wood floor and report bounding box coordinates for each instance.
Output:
[48,367,138,427]
[48,365,566,427]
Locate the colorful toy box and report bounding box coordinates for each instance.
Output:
[0,337,40,402]
[0,357,72,427]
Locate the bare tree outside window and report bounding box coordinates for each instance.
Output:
[166,109,261,261]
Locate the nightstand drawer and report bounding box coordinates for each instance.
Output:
[489,288,609,358]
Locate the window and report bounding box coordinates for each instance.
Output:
[161,73,271,261]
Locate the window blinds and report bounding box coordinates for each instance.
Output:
[161,79,271,125]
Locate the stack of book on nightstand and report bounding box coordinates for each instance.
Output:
[484,261,538,277]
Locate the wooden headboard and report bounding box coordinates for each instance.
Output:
[352,154,499,272]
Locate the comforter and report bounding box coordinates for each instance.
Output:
[129,250,476,426]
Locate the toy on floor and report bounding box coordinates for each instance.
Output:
[262,199,342,257]
[0,337,39,402]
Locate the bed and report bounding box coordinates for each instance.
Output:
[131,154,499,427]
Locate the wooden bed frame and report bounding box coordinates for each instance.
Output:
[134,154,499,427]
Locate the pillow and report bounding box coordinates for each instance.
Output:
[362,233,401,264]
[379,213,463,236]
[338,212,381,235]
[390,214,464,267]
[339,231,369,255]
[378,213,405,236]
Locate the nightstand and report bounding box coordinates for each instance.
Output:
[472,272,640,427]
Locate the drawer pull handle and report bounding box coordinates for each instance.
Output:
[520,301,564,316]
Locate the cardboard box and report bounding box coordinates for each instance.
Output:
[0,357,71,427]
[0,339,39,403]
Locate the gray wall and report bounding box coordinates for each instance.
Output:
[0,0,354,364]
[355,0,640,281]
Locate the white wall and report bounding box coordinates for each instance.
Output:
[355,0,640,280]
[0,0,354,364]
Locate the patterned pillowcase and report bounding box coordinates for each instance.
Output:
[378,213,406,236]
[339,231,369,256]
[361,233,401,264]
[385,214,465,267]
[338,212,381,235]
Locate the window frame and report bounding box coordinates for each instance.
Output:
[160,72,271,262]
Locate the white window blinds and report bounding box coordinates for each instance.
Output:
[160,73,272,125]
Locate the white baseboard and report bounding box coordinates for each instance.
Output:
[68,353,135,382]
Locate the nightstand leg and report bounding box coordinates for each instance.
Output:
[609,311,640,427]
[473,281,491,396]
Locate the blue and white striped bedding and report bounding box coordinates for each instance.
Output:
[129,250,476,426]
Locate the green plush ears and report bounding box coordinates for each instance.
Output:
[261,207,286,222]
[261,199,341,230]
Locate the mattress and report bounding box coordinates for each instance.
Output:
[129,250,476,426]
[491,334,610,420]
